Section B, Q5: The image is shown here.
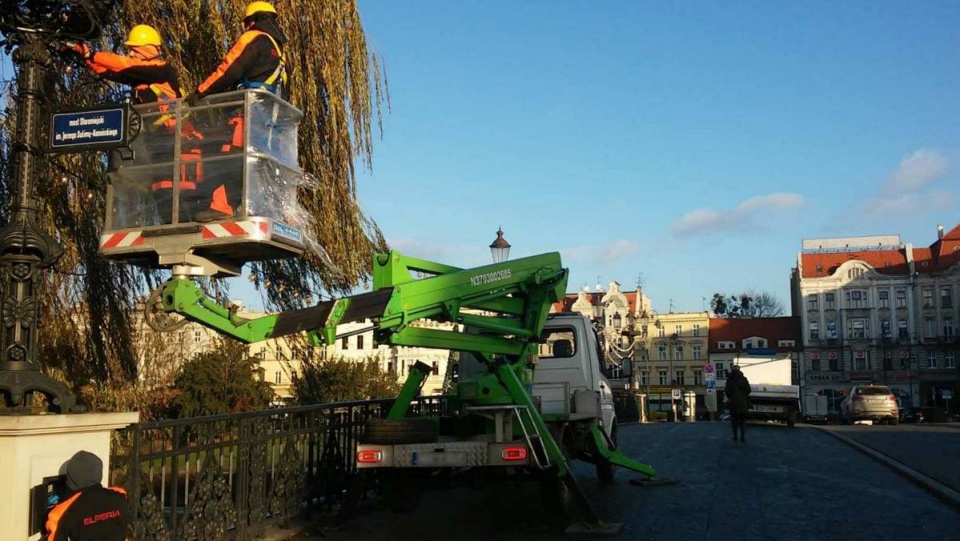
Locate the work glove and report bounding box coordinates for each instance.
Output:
[60,41,92,60]
[183,92,200,107]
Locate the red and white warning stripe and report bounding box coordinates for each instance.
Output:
[100,231,144,249]
[201,221,269,240]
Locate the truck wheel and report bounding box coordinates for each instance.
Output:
[595,424,617,483]
[377,470,421,513]
[786,410,797,428]
[361,418,438,445]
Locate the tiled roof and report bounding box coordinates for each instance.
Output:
[800,222,960,278]
[708,317,802,353]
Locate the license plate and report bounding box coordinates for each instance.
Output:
[752,405,783,413]
[412,451,467,467]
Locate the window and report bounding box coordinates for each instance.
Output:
[274,371,282,384]
[693,370,703,385]
[291,370,297,380]
[883,354,892,371]
[778,340,796,347]
[925,318,936,338]
[944,318,955,337]
[717,341,736,350]
[658,370,668,385]
[357,335,364,350]
[847,268,865,280]
[657,345,667,361]
[898,319,909,340]
[674,345,684,359]
[811,358,821,372]
[922,287,934,308]
[715,362,728,379]
[675,325,682,336]
[825,292,836,310]
[881,319,891,337]
[432,361,440,376]
[658,326,665,338]
[878,290,889,309]
[194,330,202,343]
[341,337,349,350]
[941,287,953,308]
[808,296,819,311]
[846,290,867,309]
[826,321,838,339]
[854,352,868,371]
[674,370,685,385]
[693,345,702,360]
[640,370,649,385]
[927,350,938,370]
[847,319,869,339]
[693,324,701,337]
[946,352,956,370]
[896,289,907,308]
[829,357,839,371]
[387,361,395,373]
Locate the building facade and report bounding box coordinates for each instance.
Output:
[791,223,960,414]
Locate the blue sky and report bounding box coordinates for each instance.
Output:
[341,1,960,314]
[2,3,957,314]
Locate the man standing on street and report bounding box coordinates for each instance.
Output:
[725,365,752,443]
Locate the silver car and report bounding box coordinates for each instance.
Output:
[840,385,899,425]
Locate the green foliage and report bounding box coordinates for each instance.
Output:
[711,291,785,318]
[172,338,275,417]
[293,354,400,405]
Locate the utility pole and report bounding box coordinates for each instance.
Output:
[0,2,111,412]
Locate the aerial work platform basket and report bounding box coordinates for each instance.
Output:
[99,89,307,276]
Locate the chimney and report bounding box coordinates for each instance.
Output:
[938,224,944,240]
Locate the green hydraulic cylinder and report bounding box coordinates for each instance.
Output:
[387,361,434,420]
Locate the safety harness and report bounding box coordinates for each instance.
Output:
[241,31,287,97]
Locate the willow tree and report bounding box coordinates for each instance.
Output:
[0,1,387,391]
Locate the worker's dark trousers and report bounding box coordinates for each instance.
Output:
[731,413,746,441]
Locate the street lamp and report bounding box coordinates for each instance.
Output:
[489,227,511,263]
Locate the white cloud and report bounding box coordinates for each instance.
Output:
[881,148,947,196]
[855,148,950,222]
[670,192,805,238]
[563,239,642,265]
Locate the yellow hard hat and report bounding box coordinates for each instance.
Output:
[244,1,277,18]
[125,25,161,47]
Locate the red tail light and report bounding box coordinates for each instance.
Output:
[356,450,382,464]
[501,447,527,461]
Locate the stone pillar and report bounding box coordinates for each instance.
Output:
[0,412,138,541]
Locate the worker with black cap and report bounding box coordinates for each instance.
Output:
[46,450,129,541]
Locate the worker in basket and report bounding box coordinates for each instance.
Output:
[63,24,205,225]
[185,1,289,222]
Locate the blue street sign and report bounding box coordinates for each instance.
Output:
[50,105,128,152]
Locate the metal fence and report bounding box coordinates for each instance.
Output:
[110,396,448,541]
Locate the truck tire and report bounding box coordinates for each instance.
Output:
[377,470,421,513]
[361,418,438,445]
[595,424,617,483]
[786,410,797,428]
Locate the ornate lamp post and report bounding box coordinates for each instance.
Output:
[0,1,113,413]
[489,227,511,264]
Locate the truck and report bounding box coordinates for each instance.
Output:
[729,352,800,427]
[95,91,664,533]
[802,394,829,424]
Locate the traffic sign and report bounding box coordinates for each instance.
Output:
[671,388,681,400]
[942,390,953,400]
[706,380,716,389]
[50,104,129,152]
[704,363,715,374]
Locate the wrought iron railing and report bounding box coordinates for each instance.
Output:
[110,395,449,541]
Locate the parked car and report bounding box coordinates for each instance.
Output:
[840,385,899,425]
[901,407,957,424]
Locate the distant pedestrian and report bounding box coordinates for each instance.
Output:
[725,365,751,443]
